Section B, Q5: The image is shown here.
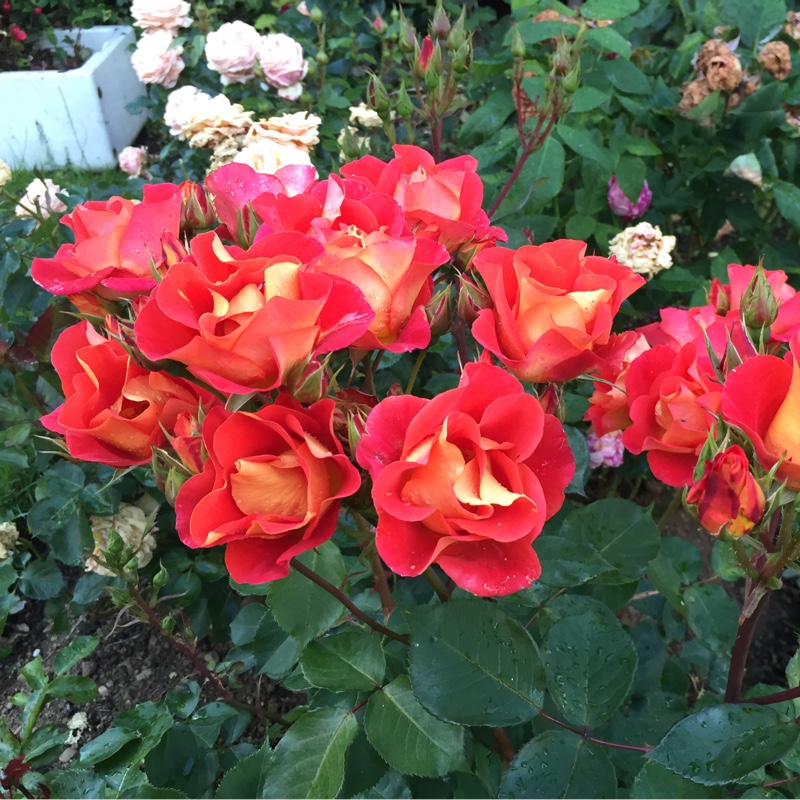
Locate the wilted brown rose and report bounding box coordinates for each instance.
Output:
[726,75,758,110]
[784,11,800,43]
[696,39,731,74]
[786,105,800,128]
[758,41,792,80]
[706,51,743,93]
[679,77,711,112]
[533,9,559,22]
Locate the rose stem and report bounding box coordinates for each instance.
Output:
[289,557,409,645]
[724,591,770,703]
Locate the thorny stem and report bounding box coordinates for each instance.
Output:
[487,91,559,219]
[536,709,652,753]
[352,514,394,618]
[724,591,771,703]
[126,584,288,727]
[290,557,410,645]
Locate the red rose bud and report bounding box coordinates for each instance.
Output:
[286,359,329,404]
[372,14,386,34]
[686,445,766,537]
[170,410,206,474]
[34,5,42,12]
[456,273,491,325]
[2,2,11,12]
[367,73,391,117]
[426,285,452,338]
[708,277,731,314]
[741,264,779,330]
[537,384,561,417]
[10,23,26,41]
[418,35,434,72]
[179,180,216,232]
[432,0,450,39]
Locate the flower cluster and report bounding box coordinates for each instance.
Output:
[129,3,308,104]
[31,144,662,596]
[585,261,800,537]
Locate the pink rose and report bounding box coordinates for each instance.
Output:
[607,176,652,221]
[131,30,184,88]
[205,21,261,85]
[118,146,147,178]
[130,0,191,33]
[259,33,308,100]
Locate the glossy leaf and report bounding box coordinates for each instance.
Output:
[301,628,385,691]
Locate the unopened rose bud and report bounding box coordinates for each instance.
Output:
[607,175,652,221]
[687,445,765,536]
[152,562,169,590]
[708,278,731,314]
[309,5,322,24]
[741,264,779,330]
[563,63,580,93]
[537,384,560,416]
[451,39,471,74]
[418,34,434,73]
[447,7,467,51]
[367,73,392,118]
[511,25,526,59]
[165,466,189,505]
[179,181,216,233]
[315,49,329,66]
[396,79,414,119]
[426,286,452,338]
[432,0,450,40]
[398,11,417,53]
[456,273,492,324]
[425,48,442,90]
[372,14,386,35]
[287,359,328,404]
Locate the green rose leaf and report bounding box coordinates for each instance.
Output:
[632,761,724,798]
[683,584,738,657]
[648,704,800,785]
[580,0,639,21]
[500,730,617,798]
[266,542,346,647]
[54,636,100,676]
[409,598,544,726]
[301,627,385,692]
[263,706,359,799]
[217,744,271,799]
[541,610,637,729]
[364,675,465,777]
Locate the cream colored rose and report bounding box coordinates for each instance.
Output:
[131,29,184,88]
[246,111,321,151]
[164,85,211,136]
[181,93,254,148]
[118,146,148,177]
[0,521,19,561]
[15,178,68,219]
[205,21,262,85]
[259,33,308,99]
[609,222,676,280]
[234,137,315,178]
[349,103,383,129]
[130,0,191,33]
[0,159,11,189]
[86,503,158,577]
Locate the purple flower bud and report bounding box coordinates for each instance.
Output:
[607,176,652,221]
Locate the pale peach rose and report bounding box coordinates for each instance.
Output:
[205,21,262,85]
[349,102,383,129]
[259,33,308,98]
[609,222,676,280]
[233,137,315,177]
[0,158,11,188]
[181,94,254,147]
[164,85,211,136]
[15,178,68,219]
[131,30,184,88]
[130,0,191,33]
[297,1,310,15]
[118,146,148,177]
[246,111,321,151]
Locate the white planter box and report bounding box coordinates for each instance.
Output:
[0,26,147,170]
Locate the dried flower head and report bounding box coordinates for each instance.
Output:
[758,41,792,80]
[0,521,19,560]
[609,222,676,280]
[86,503,157,576]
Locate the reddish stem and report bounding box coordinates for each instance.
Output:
[724,592,770,703]
[491,727,517,767]
[536,709,652,753]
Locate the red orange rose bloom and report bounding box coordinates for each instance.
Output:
[175,396,361,584]
[356,362,574,597]
[686,445,765,536]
